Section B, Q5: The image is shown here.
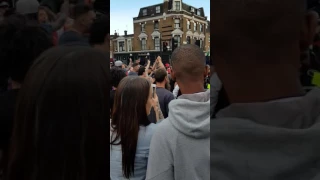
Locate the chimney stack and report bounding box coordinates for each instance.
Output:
[124,30,127,36]
[163,0,169,13]
[114,30,117,37]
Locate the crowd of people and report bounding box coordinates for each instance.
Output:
[110,45,210,180]
[109,47,211,179]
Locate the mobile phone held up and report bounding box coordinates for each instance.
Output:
[151,84,156,98]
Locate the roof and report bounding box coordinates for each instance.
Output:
[181,2,205,17]
[137,3,163,17]
[135,0,206,19]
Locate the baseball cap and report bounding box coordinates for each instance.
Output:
[115,60,123,67]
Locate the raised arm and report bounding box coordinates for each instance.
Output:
[145,59,151,75]
[50,0,69,31]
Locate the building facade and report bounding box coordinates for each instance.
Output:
[110,31,134,64]
[112,0,210,64]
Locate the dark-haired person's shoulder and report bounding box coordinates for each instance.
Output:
[0,89,19,149]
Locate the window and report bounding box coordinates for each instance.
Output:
[187,20,190,29]
[174,19,180,29]
[119,41,125,52]
[141,24,145,32]
[154,20,159,30]
[197,9,201,16]
[191,7,194,12]
[194,22,197,31]
[143,9,147,16]
[156,6,160,13]
[174,35,181,48]
[114,42,117,51]
[187,36,191,44]
[141,38,147,50]
[200,24,203,32]
[175,1,180,11]
[154,37,160,50]
[127,39,132,51]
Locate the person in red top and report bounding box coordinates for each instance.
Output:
[165,63,171,74]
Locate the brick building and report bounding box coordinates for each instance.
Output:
[112,0,210,64]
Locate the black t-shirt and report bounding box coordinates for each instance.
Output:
[156,87,174,118]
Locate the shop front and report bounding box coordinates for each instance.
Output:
[113,51,169,65]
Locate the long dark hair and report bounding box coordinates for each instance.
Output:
[110,76,151,178]
[7,46,109,180]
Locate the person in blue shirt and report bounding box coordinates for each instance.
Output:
[110,76,163,180]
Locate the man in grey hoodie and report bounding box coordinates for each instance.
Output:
[146,44,210,180]
[211,0,320,179]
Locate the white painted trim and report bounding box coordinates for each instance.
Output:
[151,31,161,39]
[127,39,132,52]
[114,50,161,54]
[117,40,125,52]
[138,32,148,40]
[116,36,125,40]
[171,29,184,37]
[133,13,207,24]
[186,30,193,38]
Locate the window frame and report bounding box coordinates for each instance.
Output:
[174,18,180,29]
[127,39,132,51]
[175,1,180,11]
[154,37,160,51]
[143,9,147,16]
[197,9,201,16]
[119,41,125,52]
[156,6,160,13]
[174,35,181,47]
[154,20,159,30]
[141,38,147,50]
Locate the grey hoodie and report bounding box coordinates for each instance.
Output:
[211,88,320,180]
[146,90,210,180]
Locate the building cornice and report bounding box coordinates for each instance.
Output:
[133,13,207,24]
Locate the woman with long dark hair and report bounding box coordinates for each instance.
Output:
[110,76,163,179]
[7,46,109,180]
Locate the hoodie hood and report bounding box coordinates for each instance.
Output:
[211,88,320,179]
[168,90,210,139]
[216,88,320,129]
